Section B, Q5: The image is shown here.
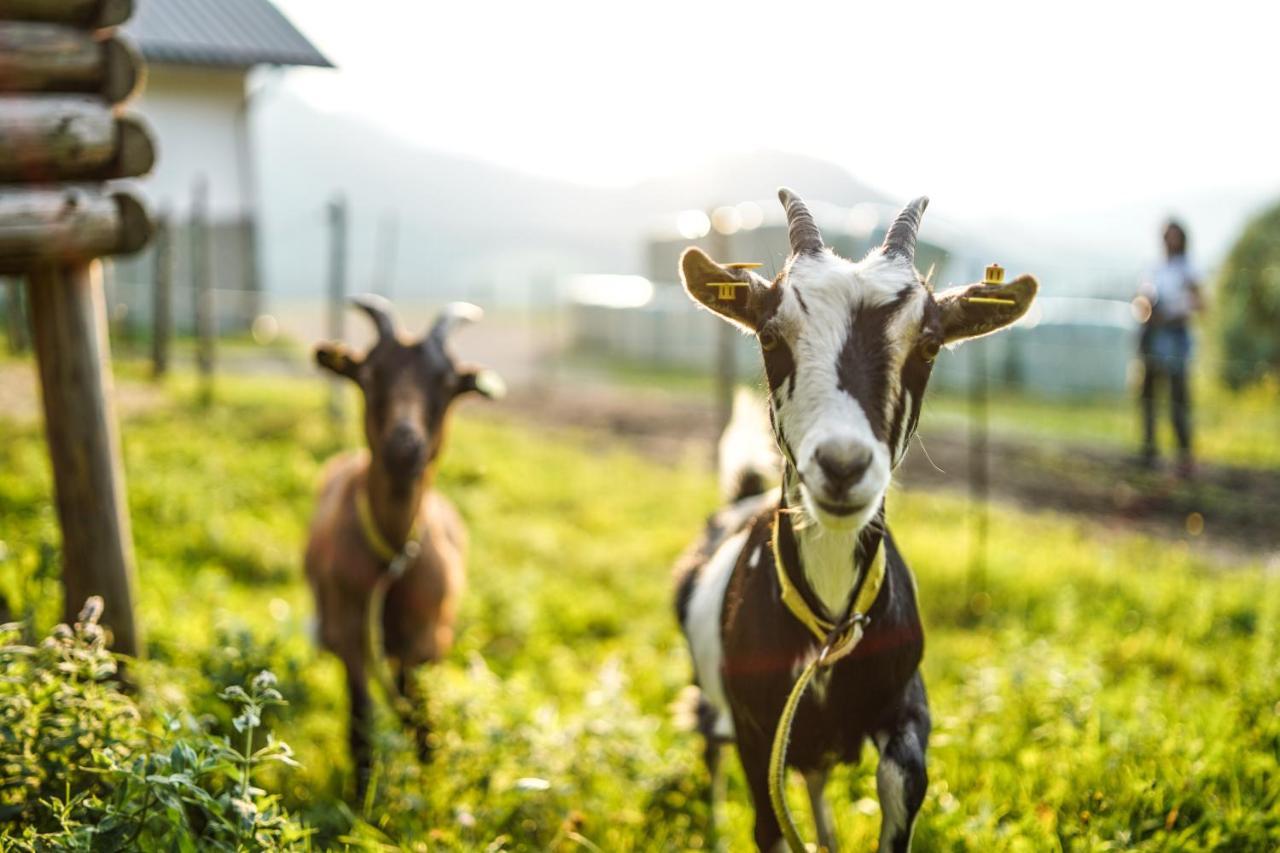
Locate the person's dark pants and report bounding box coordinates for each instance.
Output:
[1139,324,1192,461]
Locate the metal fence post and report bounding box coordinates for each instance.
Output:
[327,195,348,424]
[151,212,171,377]
[191,176,215,401]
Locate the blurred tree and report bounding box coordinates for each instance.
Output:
[1218,200,1280,387]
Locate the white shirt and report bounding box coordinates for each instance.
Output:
[1141,256,1199,322]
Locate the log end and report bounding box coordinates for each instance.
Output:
[98,0,134,29]
[112,190,151,255]
[101,35,142,103]
[114,115,155,179]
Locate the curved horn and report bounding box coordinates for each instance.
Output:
[428,301,483,348]
[881,196,929,261]
[778,187,823,255]
[350,293,395,341]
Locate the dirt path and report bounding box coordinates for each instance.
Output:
[896,430,1280,557]
[0,361,166,424]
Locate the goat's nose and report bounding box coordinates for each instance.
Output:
[814,440,872,492]
[384,422,425,469]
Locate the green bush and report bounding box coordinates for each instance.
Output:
[1218,199,1280,387]
[0,598,309,851]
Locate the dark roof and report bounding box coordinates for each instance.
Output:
[125,0,333,69]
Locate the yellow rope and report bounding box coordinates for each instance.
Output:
[355,484,421,726]
[768,518,887,851]
[769,649,826,852]
[366,570,414,724]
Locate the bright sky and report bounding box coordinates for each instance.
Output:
[274,0,1279,224]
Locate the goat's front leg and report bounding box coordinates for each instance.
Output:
[343,654,374,803]
[395,664,433,763]
[693,695,727,844]
[732,719,786,853]
[873,674,931,853]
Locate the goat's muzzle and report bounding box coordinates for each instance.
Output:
[382,422,427,480]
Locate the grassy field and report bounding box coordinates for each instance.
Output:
[1,374,1278,850]
[923,376,1280,471]
[581,352,1280,471]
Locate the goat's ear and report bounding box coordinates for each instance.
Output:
[937,273,1038,345]
[680,247,769,332]
[457,367,506,400]
[315,342,362,381]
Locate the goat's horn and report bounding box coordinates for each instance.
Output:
[350,293,396,341]
[778,187,823,255]
[428,301,483,347]
[881,196,929,261]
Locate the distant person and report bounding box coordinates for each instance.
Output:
[1135,219,1202,475]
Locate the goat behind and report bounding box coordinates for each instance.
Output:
[305,296,503,799]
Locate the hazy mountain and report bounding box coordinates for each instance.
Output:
[626,150,893,216]
[255,93,626,302]
[254,92,892,302]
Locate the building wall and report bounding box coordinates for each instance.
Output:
[107,222,258,337]
[132,65,252,221]
[108,65,259,334]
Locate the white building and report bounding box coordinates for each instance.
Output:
[111,0,330,332]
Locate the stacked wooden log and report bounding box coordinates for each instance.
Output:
[0,0,155,655]
[0,1,153,269]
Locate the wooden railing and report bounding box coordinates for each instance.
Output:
[0,0,155,655]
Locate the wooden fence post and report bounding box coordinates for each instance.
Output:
[28,260,140,653]
[327,194,348,424]
[151,212,171,377]
[0,0,155,655]
[967,322,990,614]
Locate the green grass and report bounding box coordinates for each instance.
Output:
[923,375,1280,470]
[1,374,1277,850]
[563,350,720,397]
[577,352,1280,471]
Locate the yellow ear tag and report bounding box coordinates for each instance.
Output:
[713,281,748,301]
[714,263,762,301]
[966,263,1016,306]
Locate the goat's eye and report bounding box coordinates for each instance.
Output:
[759,328,779,352]
[918,337,940,363]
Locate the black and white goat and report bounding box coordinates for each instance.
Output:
[674,189,1037,851]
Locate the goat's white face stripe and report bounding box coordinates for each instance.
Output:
[764,250,928,532]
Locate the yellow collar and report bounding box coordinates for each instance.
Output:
[771,514,887,661]
[355,486,420,572]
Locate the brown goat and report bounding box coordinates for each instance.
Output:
[305,295,503,797]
